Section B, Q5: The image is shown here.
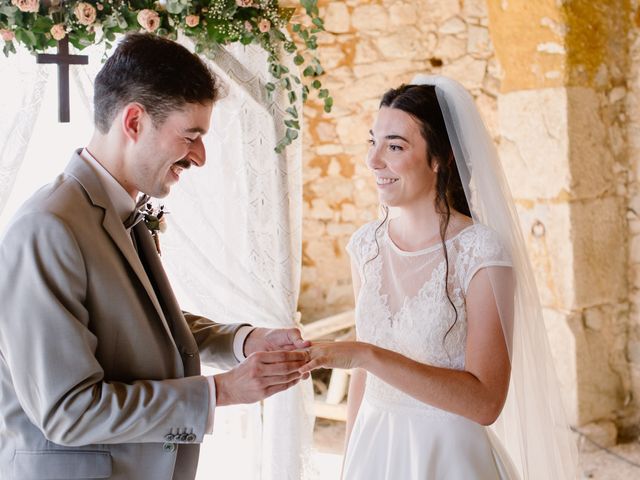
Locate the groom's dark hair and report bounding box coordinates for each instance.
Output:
[93,33,221,133]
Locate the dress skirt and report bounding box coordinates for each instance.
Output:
[342,396,520,480]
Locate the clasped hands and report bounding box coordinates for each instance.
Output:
[214,327,365,406]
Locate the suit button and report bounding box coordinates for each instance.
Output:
[186,434,196,443]
[164,434,175,442]
[179,433,188,442]
[163,442,176,453]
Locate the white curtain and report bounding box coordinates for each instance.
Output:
[1,39,313,480]
[158,40,314,480]
[0,47,48,216]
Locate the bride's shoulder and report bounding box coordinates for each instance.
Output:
[346,219,384,260]
[350,219,383,242]
[455,223,511,260]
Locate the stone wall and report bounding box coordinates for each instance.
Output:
[487,0,632,430]
[299,0,500,321]
[626,0,640,437]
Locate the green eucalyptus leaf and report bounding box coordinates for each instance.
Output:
[15,28,36,46]
[285,128,299,140]
[288,90,297,103]
[32,16,53,34]
[293,54,304,65]
[312,79,321,89]
[324,96,333,112]
[3,41,15,56]
[286,106,298,118]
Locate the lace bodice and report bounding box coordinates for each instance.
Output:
[347,219,512,414]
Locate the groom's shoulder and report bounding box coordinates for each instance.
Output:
[25,172,89,216]
[3,173,91,236]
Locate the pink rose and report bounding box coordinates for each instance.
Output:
[236,0,253,6]
[96,3,103,10]
[258,18,271,33]
[244,20,253,32]
[0,29,15,42]
[73,2,97,26]
[137,9,161,33]
[185,15,199,28]
[50,24,66,41]
[11,0,39,13]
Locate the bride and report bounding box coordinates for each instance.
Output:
[300,76,577,479]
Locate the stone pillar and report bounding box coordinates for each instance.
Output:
[487,0,631,429]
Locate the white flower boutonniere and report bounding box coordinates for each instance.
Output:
[142,203,168,256]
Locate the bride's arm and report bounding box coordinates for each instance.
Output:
[301,266,513,426]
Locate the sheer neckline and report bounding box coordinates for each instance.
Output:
[384,220,476,257]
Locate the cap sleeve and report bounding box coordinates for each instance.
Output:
[346,221,380,280]
[460,225,513,293]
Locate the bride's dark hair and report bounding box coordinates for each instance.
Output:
[363,84,471,344]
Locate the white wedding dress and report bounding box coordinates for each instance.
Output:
[343,219,520,480]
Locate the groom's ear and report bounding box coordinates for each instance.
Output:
[121,103,146,143]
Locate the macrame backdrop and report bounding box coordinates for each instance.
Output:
[0,38,313,480]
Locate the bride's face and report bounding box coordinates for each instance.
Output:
[366,106,437,208]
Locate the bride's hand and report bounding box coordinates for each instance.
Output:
[299,341,368,373]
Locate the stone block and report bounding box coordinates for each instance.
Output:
[463,0,488,18]
[314,121,338,143]
[319,44,346,70]
[418,0,461,24]
[515,196,627,310]
[323,2,350,34]
[375,27,424,60]
[434,36,468,61]
[389,2,418,26]
[498,87,570,200]
[515,202,574,309]
[566,87,616,200]
[352,4,389,32]
[542,307,579,424]
[441,57,486,90]
[467,25,490,55]
[309,198,334,220]
[439,17,466,35]
[353,59,414,79]
[578,421,618,453]
[570,197,628,307]
[354,39,381,64]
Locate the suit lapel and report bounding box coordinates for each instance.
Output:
[64,151,175,344]
[133,223,200,376]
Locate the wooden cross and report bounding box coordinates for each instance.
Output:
[36,37,89,123]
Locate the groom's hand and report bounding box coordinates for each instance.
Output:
[243,327,310,357]
[214,350,309,406]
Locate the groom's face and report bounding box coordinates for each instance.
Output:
[130,101,213,198]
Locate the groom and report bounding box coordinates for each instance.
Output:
[0,34,309,480]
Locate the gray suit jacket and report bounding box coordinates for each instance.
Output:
[0,152,245,479]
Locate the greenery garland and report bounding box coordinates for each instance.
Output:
[0,0,332,152]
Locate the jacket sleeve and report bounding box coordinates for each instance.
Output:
[0,212,210,447]
[182,311,249,370]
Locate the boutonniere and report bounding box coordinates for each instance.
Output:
[142,202,168,256]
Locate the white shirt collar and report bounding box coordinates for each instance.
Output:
[79,148,136,224]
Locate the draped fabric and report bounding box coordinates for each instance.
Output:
[0,48,48,216]
[0,38,311,480]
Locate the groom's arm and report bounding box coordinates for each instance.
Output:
[182,312,254,369]
[0,213,211,446]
